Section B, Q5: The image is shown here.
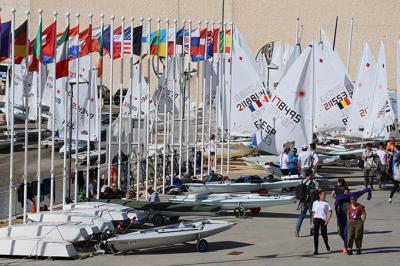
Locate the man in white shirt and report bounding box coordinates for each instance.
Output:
[298,145,312,177]
[376,142,388,189]
[309,143,320,174]
[280,148,290,175]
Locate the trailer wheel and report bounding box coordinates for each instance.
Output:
[233,207,246,218]
[151,214,165,227]
[196,239,208,252]
[250,208,261,215]
[169,216,180,224]
[258,188,268,195]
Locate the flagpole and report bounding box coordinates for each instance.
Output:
[170,19,177,185]
[200,21,209,180]
[186,20,192,174]
[127,17,134,192]
[97,14,104,199]
[178,20,186,179]
[154,17,160,191]
[86,13,93,198]
[22,10,30,223]
[36,9,43,212]
[107,15,115,187]
[136,17,144,200]
[227,22,233,175]
[220,22,226,175]
[193,21,200,177]
[145,17,151,195]
[215,22,221,174]
[73,12,80,203]
[117,16,125,190]
[9,8,16,226]
[50,10,58,211]
[346,18,354,73]
[207,22,214,174]
[62,12,70,208]
[162,18,169,194]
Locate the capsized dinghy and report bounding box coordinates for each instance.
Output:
[186,179,300,194]
[0,236,77,258]
[170,194,296,210]
[94,199,222,227]
[101,220,235,253]
[64,202,146,225]
[0,223,94,243]
[28,212,115,235]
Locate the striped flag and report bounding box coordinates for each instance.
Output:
[56,25,69,79]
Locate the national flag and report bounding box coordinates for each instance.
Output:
[14,20,28,64]
[56,25,69,79]
[225,29,231,53]
[337,97,351,110]
[79,24,92,57]
[96,23,105,77]
[92,25,110,55]
[132,25,143,56]
[248,104,256,112]
[191,28,209,61]
[0,21,11,62]
[28,18,42,72]
[150,28,166,56]
[213,28,220,54]
[65,25,79,58]
[168,27,183,55]
[218,29,225,53]
[41,21,57,64]
[113,26,133,58]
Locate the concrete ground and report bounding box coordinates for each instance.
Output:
[0,164,399,266]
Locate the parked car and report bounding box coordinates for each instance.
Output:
[113,89,128,106]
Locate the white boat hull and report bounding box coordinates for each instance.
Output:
[186,180,300,194]
[0,223,93,243]
[170,194,296,210]
[28,212,115,233]
[107,220,235,252]
[0,237,77,258]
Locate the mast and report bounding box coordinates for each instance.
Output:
[162,18,169,193]
[346,18,354,73]
[36,8,43,213]
[127,17,134,192]
[193,21,201,177]
[145,18,151,194]
[117,17,125,190]
[136,17,144,200]
[200,21,209,180]
[74,12,80,203]
[97,13,104,199]
[107,15,115,187]
[170,19,177,185]
[86,13,93,198]
[178,20,186,179]
[63,12,70,207]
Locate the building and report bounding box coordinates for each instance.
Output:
[1,0,400,90]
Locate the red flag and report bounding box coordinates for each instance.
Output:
[213,28,220,54]
[79,24,92,57]
[41,21,56,63]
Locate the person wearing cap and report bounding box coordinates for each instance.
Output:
[298,145,313,178]
[280,148,290,175]
[288,148,299,176]
[347,196,367,255]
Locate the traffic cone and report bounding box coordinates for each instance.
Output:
[31,200,37,213]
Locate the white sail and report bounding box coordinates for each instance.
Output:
[363,42,397,139]
[121,65,154,118]
[395,40,400,120]
[268,41,285,91]
[320,28,353,91]
[221,27,268,137]
[255,45,314,154]
[284,43,301,76]
[346,42,376,137]
[313,41,352,132]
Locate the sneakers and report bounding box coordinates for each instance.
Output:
[313,251,318,255]
[388,198,392,203]
[356,249,362,255]
[326,245,331,253]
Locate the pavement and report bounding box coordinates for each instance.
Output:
[0,164,399,266]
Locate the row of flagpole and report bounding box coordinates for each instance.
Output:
[4,9,235,225]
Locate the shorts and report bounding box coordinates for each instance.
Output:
[210,151,216,156]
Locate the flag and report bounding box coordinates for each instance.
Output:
[0,21,11,62]
[41,21,57,64]
[168,27,184,56]
[113,26,133,59]
[218,29,224,53]
[79,24,92,57]
[14,20,28,64]
[29,18,42,72]
[66,25,79,58]
[225,29,231,53]
[213,28,220,54]
[96,23,105,78]
[150,29,166,56]
[92,25,110,55]
[191,28,213,62]
[132,25,142,56]
[56,25,69,79]
[337,98,351,110]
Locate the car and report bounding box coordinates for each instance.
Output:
[113,89,128,106]
[98,85,111,105]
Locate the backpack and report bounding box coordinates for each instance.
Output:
[295,183,308,201]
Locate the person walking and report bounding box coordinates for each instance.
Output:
[388,144,400,203]
[288,148,299,176]
[331,178,350,254]
[280,147,290,175]
[309,143,320,175]
[295,169,319,237]
[209,134,216,171]
[362,143,378,190]
[376,142,388,189]
[298,145,312,178]
[312,191,332,255]
[347,196,367,255]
